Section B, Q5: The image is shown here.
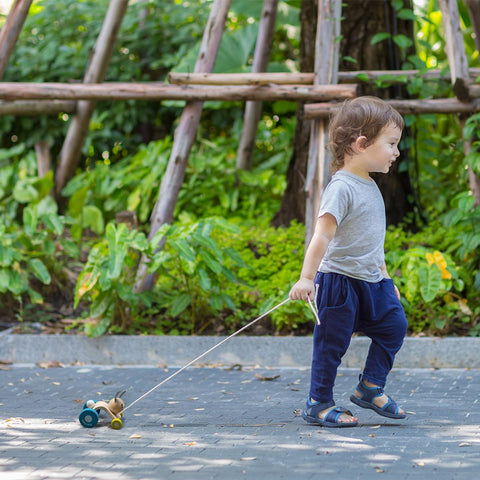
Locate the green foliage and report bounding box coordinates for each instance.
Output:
[0,147,78,314]
[218,220,314,333]
[74,222,150,336]
[385,215,479,336]
[75,217,248,337]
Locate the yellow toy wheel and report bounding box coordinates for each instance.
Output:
[111,418,123,430]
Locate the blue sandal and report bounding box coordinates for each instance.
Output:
[302,399,358,428]
[350,379,406,419]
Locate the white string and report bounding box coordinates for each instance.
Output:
[307,296,320,325]
[120,297,291,414]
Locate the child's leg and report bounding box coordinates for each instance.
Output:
[357,278,407,387]
[309,273,357,403]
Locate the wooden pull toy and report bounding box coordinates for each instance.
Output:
[79,390,126,429]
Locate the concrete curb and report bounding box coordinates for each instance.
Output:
[0,334,478,368]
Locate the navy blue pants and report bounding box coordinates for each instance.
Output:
[310,272,408,403]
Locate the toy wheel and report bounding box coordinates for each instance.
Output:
[79,408,99,428]
[83,399,96,409]
[111,418,122,430]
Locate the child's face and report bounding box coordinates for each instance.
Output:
[363,123,402,174]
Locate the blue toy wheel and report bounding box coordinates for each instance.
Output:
[79,408,99,428]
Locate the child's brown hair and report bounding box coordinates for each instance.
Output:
[328,96,404,173]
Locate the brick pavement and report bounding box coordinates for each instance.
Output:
[1,365,480,480]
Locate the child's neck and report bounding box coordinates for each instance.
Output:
[340,163,371,181]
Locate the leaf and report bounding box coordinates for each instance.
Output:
[393,34,413,49]
[197,268,211,291]
[83,205,105,235]
[172,238,196,262]
[41,213,64,236]
[370,32,390,45]
[28,258,51,285]
[170,293,193,316]
[23,205,38,235]
[199,249,222,274]
[397,8,416,21]
[13,181,38,203]
[90,292,113,318]
[254,373,280,381]
[418,264,442,302]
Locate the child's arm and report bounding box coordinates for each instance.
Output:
[380,261,401,300]
[289,213,337,302]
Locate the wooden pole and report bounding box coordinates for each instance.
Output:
[0,0,32,79]
[438,0,471,101]
[439,0,480,204]
[304,98,480,118]
[304,0,341,245]
[0,100,75,115]
[34,141,52,178]
[466,0,480,53]
[0,82,356,101]
[134,0,232,293]
[55,0,129,197]
[236,0,278,170]
[168,68,480,85]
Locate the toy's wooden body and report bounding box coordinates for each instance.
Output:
[79,392,125,429]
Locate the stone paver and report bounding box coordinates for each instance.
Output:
[1,364,480,479]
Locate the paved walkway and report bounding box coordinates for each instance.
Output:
[1,363,479,479]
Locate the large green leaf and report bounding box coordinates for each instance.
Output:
[418,265,442,302]
[28,258,51,285]
[171,293,193,317]
[83,205,105,235]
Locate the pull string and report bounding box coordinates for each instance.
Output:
[120,297,292,414]
[307,296,320,325]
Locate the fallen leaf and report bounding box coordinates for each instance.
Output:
[183,442,197,446]
[416,461,425,466]
[130,434,142,439]
[225,364,243,371]
[369,434,375,437]
[254,373,280,381]
[373,466,384,473]
[36,361,64,369]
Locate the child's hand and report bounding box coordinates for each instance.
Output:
[393,284,401,300]
[289,278,315,302]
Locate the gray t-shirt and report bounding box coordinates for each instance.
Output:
[318,170,386,283]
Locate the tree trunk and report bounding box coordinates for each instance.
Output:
[338,0,417,226]
[274,0,418,227]
[272,0,318,227]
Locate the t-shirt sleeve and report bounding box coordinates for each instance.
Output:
[317,180,351,227]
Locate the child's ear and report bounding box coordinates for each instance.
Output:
[355,135,368,152]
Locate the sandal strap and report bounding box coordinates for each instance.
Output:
[324,406,354,424]
[381,395,400,415]
[356,381,401,415]
[304,399,335,418]
[356,380,384,402]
